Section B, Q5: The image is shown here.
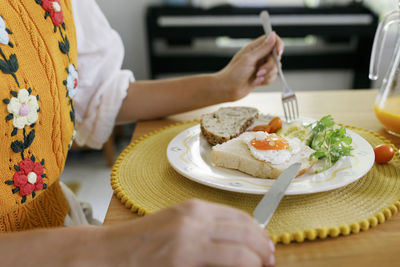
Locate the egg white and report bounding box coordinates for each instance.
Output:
[240,132,302,165]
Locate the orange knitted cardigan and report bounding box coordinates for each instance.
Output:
[0,0,77,231]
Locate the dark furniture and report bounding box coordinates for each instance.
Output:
[146,4,379,89]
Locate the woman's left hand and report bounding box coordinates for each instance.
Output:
[216,32,284,101]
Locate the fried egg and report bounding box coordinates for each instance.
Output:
[240,132,302,165]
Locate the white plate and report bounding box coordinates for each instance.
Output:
[166,117,375,195]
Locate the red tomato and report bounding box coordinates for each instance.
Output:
[374,144,395,164]
[249,117,283,133]
[250,125,271,132]
[268,117,283,133]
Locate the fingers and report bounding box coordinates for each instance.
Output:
[203,243,263,267]
[256,68,268,77]
[253,69,278,87]
[252,76,265,87]
[181,200,275,266]
[257,55,277,76]
[168,200,276,266]
[244,32,284,53]
[263,70,279,85]
[176,199,256,223]
[244,35,268,52]
[246,32,284,57]
[252,55,279,87]
[210,221,275,266]
[248,32,278,64]
[222,33,283,91]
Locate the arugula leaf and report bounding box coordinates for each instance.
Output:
[309,116,353,172]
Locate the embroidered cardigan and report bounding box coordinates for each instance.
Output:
[0,0,77,231]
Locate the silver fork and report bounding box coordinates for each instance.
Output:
[260,11,299,122]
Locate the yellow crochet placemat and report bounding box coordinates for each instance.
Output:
[111,121,400,244]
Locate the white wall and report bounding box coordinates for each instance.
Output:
[96,0,161,80]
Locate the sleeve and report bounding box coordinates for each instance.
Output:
[71,0,135,149]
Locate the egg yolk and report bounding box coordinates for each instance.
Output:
[250,135,289,151]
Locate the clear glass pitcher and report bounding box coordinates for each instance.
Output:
[370,9,400,136]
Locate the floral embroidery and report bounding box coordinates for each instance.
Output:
[6,89,39,129]
[1,6,76,204]
[65,64,78,99]
[3,92,46,204]
[13,158,45,196]
[35,0,70,56]
[62,65,76,125]
[0,16,13,47]
[0,49,19,87]
[0,17,9,45]
[37,0,64,28]
[5,157,47,203]
[58,32,70,56]
[0,17,19,86]
[2,82,47,203]
[35,0,75,125]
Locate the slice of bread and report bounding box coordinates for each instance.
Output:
[211,136,317,179]
[200,107,259,146]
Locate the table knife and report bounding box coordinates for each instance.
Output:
[253,162,302,228]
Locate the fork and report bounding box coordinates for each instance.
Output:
[260,11,299,122]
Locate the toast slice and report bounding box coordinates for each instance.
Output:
[200,107,258,146]
[211,136,317,179]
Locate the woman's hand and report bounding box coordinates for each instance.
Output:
[104,199,275,267]
[0,200,274,267]
[216,32,285,101]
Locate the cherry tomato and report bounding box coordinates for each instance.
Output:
[250,125,271,132]
[268,117,283,133]
[249,117,283,133]
[374,144,395,164]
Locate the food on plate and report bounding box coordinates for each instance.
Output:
[373,144,395,164]
[200,107,258,146]
[250,124,271,132]
[212,131,317,179]
[250,116,282,133]
[307,115,353,172]
[201,107,353,178]
[277,121,312,144]
[267,117,283,133]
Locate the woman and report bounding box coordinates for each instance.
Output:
[0,0,283,266]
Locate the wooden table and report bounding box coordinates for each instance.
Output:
[104,89,400,267]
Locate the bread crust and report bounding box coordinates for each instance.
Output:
[200,117,256,146]
[200,107,258,146]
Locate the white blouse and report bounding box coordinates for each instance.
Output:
[71,0,135,149]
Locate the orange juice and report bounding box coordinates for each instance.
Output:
[374,97,400,135]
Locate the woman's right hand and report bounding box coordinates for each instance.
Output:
[103,199,275,267]
[215,32,284,102]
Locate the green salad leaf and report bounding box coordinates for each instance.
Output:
[309,115,353,172]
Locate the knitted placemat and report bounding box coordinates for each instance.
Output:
[111,121,400,244]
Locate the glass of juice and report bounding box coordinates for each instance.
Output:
[374,96,400,137]
[369,8,400,137]
[373,66,400,137]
